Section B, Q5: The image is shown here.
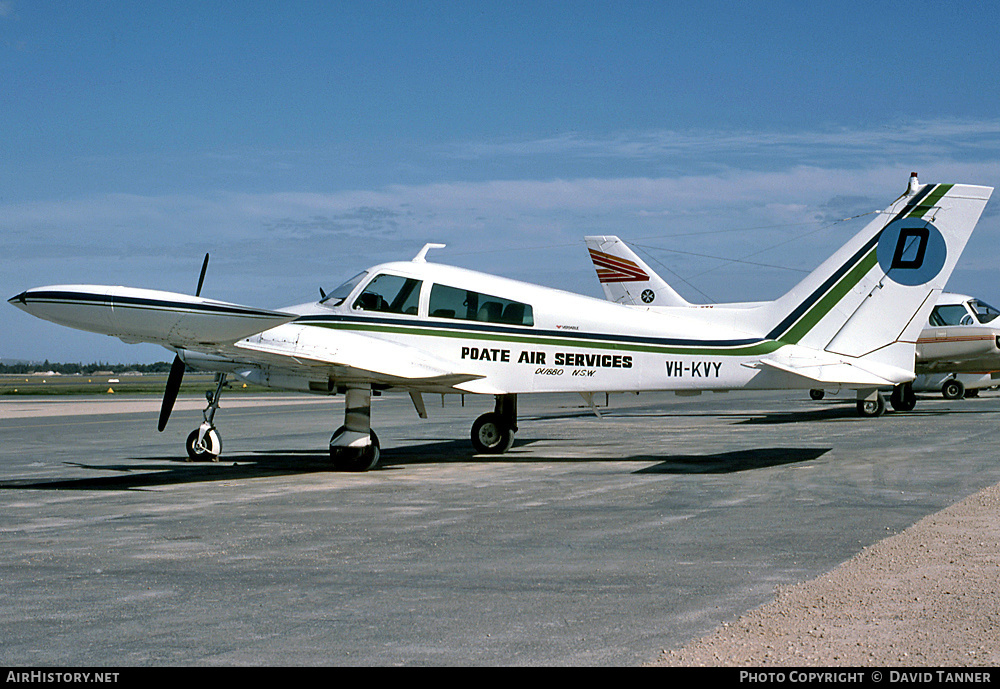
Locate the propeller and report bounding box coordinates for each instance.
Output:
[158,355,186,431]
[157,253,209,432]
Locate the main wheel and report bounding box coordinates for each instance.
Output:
[186,427,222,462]
[809,389,825,400]
[856,394,886,417]
[890,383,916,412]
[942,379,965,400]
[471,412,515,454]
[329,426,381,472]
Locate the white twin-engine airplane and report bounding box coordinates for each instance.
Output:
[8,175,992,471]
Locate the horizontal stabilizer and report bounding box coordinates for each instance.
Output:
[748,351,908,387]
[8,285,296,348]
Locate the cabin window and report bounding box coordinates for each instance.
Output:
[428,284,533,326]
[353,274,422,315]
[930,304,972,326]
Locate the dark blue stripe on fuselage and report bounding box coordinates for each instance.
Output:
[293,313,763,349]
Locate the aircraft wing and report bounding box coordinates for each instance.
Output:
[232,327,490,392]
[9,284,493,394]
[8,285,298,348]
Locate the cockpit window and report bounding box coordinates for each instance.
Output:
[971,299,1000,324]
[321,271,368,306]
[428,283,533,326]
[930,304,971,326]
[353,273,422,315]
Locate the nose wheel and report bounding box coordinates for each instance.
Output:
[186,426,222,462]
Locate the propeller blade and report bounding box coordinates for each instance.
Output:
[195,253,210,297]
[158,355,186,432]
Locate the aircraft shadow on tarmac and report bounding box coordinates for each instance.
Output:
[525,396,1000,427]
[634,447,830,474]
[0,439,830,490]
[522,403,860,425]
[737,399,999,425]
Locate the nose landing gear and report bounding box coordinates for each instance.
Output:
[185,374,228,462]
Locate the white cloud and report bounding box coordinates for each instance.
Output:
[450,119,1000,163]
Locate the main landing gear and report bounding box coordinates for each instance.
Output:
[889,382,917,411]
[854,383,916,417]
[471,394,518,454]
[183,383,518,471]
[329,386,380,472]
[328,389,519,469]
[856,389,887,417]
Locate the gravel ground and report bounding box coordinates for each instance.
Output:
[653,482,1000,667]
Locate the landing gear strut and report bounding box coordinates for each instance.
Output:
[186,373,227,461]
[330,386,380,471]
[471,394,518,454]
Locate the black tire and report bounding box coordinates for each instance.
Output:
[856,394,886,417]
[186,428,222,461]
[809,389,825,400]
[942,379,965,400]
[471,412,515,454]
[890,383,916,412]
[329,426,381,471]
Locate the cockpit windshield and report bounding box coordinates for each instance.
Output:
[320,271,368,306]
[972,299,1000,324]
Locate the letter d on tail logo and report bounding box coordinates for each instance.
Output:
[876,218,947,285]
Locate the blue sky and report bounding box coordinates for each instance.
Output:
[4,1,1000,363]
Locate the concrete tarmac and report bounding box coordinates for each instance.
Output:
[1,389,999,666]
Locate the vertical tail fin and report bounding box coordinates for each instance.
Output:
[760,176,992,378]
[584,236,690,307]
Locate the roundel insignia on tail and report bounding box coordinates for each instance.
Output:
[876,217,947,286]
[641,289,655,303]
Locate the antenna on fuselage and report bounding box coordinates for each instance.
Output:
[412,243,446,262]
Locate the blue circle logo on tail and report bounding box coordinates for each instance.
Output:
[876,218,947,286]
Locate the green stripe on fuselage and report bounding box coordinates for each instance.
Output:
[305,320,785,357]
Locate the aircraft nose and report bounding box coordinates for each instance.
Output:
[8,291,28,307]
